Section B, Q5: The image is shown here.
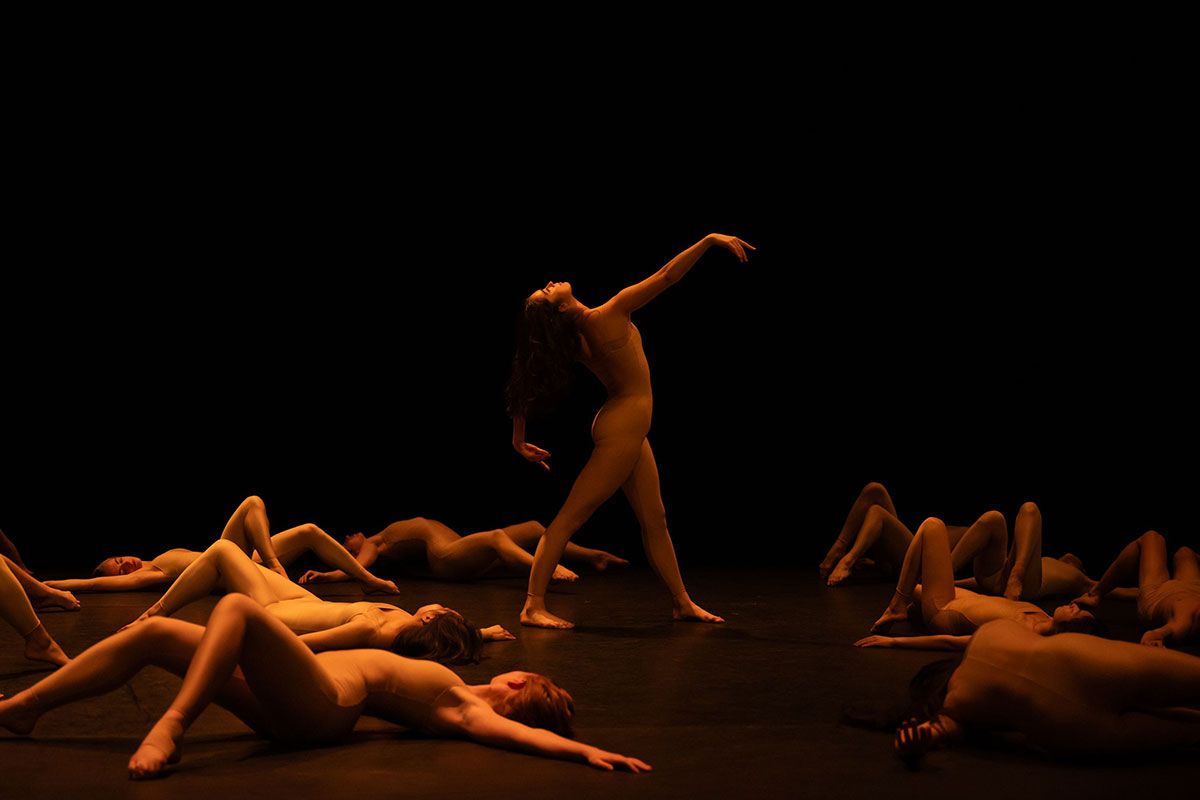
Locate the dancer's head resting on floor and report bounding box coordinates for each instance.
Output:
[391,604,483,665]
[506,282,582,417]
[1045,602,1107,636]
[94,556,144,576]
[489,671,576,738]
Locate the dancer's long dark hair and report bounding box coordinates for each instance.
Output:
[505,297,581,417]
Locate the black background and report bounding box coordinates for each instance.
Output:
[2,58,1194,576]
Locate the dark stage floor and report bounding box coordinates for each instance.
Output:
[2,567,1197,798]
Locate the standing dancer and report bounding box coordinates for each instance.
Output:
[508,233,753,628]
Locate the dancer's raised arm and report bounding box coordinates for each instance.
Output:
[602,234,754,315]
[438,690,651,772]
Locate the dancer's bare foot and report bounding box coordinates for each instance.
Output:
[0,692,42,735]
[826,553,857,586]
[819,541,850,578]
[128,710,185,780]
[23,624,70,667]
[676,597,720,623]
[673,593,724,623]
[520,603,575,629]
[552,565,580,582]
[590,551,629,571]
[363,577,399,595]
[870,601,911,634]
[34,587,81,612]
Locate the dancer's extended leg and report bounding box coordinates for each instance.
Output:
[266,524,397,593]
[821,482,897,576]
[129,539,300,625]
[0,618,267,737]
[217,496,286,577]
[827,506,915,586]
[129,594,355,778]
[622,439,721,623]
[430,523,579,582]
[0,559,69,666]
[522,435,645,628]
[2,556,79,611]
[502,521,629,571]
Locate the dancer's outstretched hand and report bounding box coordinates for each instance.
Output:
[854,635,896,648]
[583,746,652,772]
[480,625,516,641]
[515,441,552,471]
[706,234,756,263]
[298,570,328,585]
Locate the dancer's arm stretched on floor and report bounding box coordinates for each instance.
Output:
[46,570,172,593]
[854,634,970,651]
[437,693,650,771]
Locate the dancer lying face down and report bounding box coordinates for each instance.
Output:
[0,594,651,779]
[1074,530,1200,647]
[856,618,1200,764]
[299,517,627,586]
[855,517,1103,651]
[126,538,511,664]
[46,496,398,595]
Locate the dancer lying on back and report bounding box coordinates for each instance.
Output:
[299,517,627,586]
[0,594,651,779]
[1074,530,1200,647]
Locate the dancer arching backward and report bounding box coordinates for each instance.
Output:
[854,517,1102,651]
[0,595,651,780]
[876,619,1200,764]
[298,518,627,586]
[1074,530,1200,647]
[0,557,77,667]
[46,496,397,596]
[820,482,973,586]
[509,234,754,628]
[127,538,511,664]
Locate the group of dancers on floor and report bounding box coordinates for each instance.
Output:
[823,482,1200,763]
[1,234,1196,777]
[0,234,753,779]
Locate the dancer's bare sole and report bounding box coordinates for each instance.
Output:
[520,606,575,629]
[128,711,185,780]
[34,588,81,612]
[673,601,724,624]
[552,565,580,582]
